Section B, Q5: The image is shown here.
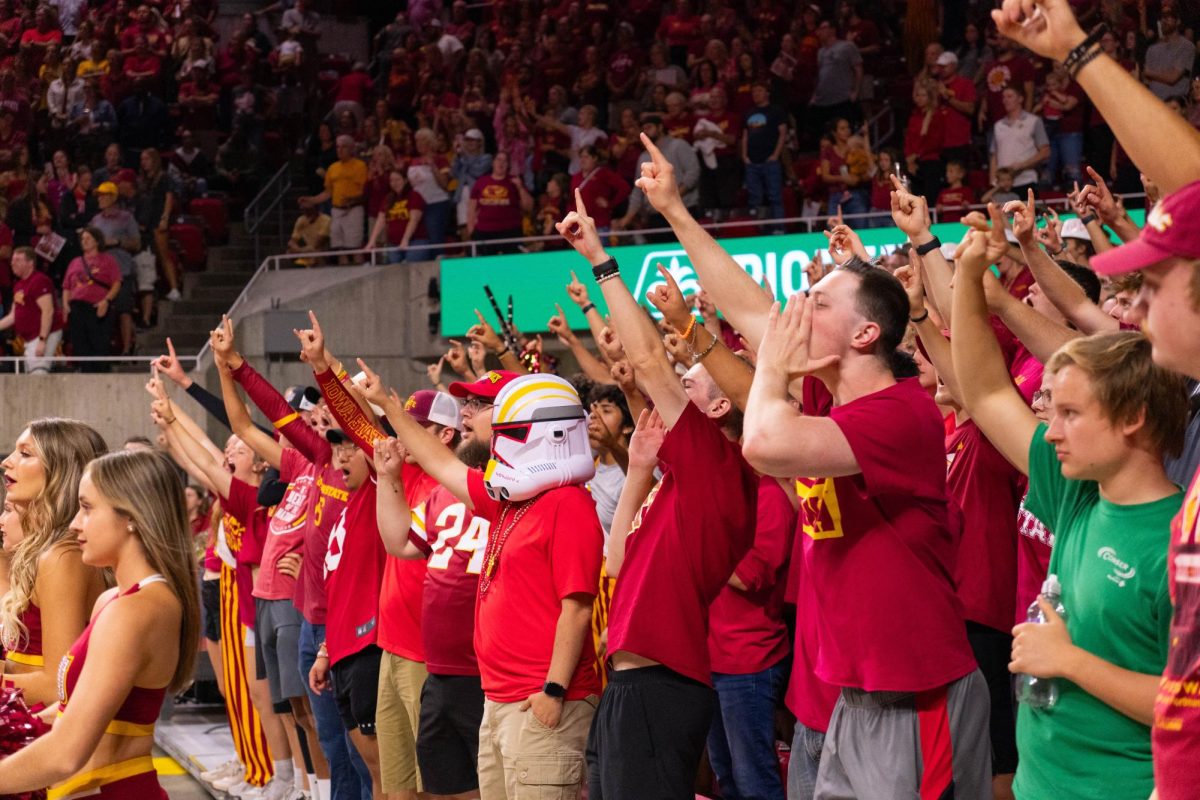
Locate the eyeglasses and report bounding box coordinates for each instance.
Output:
[463,397,494,412]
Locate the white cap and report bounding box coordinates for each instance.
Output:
[1060,218,1090,241]
[464,128,484,140]
[935,51,959,67]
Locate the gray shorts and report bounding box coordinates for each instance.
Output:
[254,598,305,705]
[815,669,991,800]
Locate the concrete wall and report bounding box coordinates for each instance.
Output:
[0,373,162,452]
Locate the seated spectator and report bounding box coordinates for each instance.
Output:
[288,198,331,267]
[466,151,530,254]
[177,61,219,134]
[170,130,211,201]
[367,169,427,262]
[61,226,120,373]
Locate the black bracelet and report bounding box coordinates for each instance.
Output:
[1080,214,1097,225]
[910,309,929,324]
[591,257,619,281]
[1062,24,1107,71]
[914,236,942,257]
[580,302,596,314]
[1067,45,1102,79]
[496,347,511,358]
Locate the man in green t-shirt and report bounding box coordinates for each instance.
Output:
[950,230,1190,800]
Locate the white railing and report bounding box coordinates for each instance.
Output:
[243,161,294,266]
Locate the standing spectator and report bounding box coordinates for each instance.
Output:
[213,125,259,201]
[614,114,699,232]
[818,117,867,216]
[694,86,741,220]
[302,135,368,265]
[904,82,945,204]
[568,145,630,233]
[67,80,115,168]
[1038,65,1084,188]
[56,163,96,279]
[466,152,531,254]
[977,36,1035,132]
[935,50,976,167]
[287,199,331,267]
[61,226,120,373]
[406,127,452,254]
[742,82,786,227]
[808,19,863,138]
[605,22,642,123]
[331,61,374,126]
[661,92,694,143]
[990,87,1049,197]
[450,129,492,233]
[658,0,702,67]
[1143,9,1192,101]
[955,20,993,82]
[0,247,62,373]
[135,149,180,304]
[367,169,428,262]
[540,104,609,175]
[86,181,137,354]
[935,160,975,223]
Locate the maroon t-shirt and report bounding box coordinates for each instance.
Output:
[607,403,758,686]
[980,55,1035,124]
[1015,487,1053,625]
[945,418,1023,633]
[939,76,977,147]
[12,270,61,340]
[707,476,792,675]
[936,186,976,222]
[470,175,523,233]
[223,477,270,629]
[63,253,120,305]
[253,448,310,601]
[409,485,491,676]
[800,378,976,691]
[383,187,428,244]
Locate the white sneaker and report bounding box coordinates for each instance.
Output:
[200,759,240,782]
[166,288,182,301]
[211,772,249,792]
[235,786,267,800]
[261,777,304,800]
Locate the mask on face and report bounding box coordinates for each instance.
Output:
[484,375,596,501]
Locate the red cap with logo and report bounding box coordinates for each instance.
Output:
[1091,180,1200,275]
[447,369,519,400]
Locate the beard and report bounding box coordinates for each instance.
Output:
[456,438,492,470]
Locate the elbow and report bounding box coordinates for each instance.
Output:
[740,430,778,476]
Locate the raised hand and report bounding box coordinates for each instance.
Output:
[1068,180,1092,217]
[645,263,693,332]
[888,174,930,237]
[145,364,169,402]
[662,331,690,364]
[355,358,391,408]
[1036,205,1063,254]
[953,229,995,279]
[153,337,189,386]
[626,407,666,470]
[547,303,577,345]
[555,189,609,266]
[1076,166,1121,225]
[893,263,926,317]
[445,340,471,377]
[634,133,685,216]
[694,290,717,323]
[991,0,1087,63]
[426,355,446,387]
[804,250,831,290]
[1004,189,1038,246]
[610,359,636,393]
[467,309,505,352]
[293,310,327,370]
[565,270,590,307]
[209,314,237,361]
[467,340,487,376]
[757,295,841,383]
[597,325,626,363]
[372,436,404,480]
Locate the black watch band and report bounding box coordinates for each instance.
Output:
[542,681,567,699]
[914,236,942,257]
[591,257,619,281]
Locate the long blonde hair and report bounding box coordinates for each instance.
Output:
[0,418,107,651]
[85,450,200,692]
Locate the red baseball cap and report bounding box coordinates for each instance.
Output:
[1091,180,1200,275]
[448,369,519,400]
[115,168,137,184]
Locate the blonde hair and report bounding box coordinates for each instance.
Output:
[0,418,107,651]
[1046,331,1189,458]
[85,450,199,692]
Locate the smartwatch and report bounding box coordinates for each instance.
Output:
[542,681,567,700]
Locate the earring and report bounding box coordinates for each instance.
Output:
[127,524,134,532]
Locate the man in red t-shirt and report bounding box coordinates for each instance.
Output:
[628,137,990,799]
[0,247,61,373]
[467,152,531,253]
[935,51,977,165]
[977,38,1035,131]
[361,367,603,800]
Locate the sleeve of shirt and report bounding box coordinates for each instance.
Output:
[550,489,604,600]
[466,467,502,522]
[315,367,385,459]
[1022,422,1067,533]
[733,477,794,594]
[1032,117,1049,148]
[831,390,939,497]
[407,500,433,556]
[233,359,331,467]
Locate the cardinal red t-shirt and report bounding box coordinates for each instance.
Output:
[12,270,62,340]
[707,476,792,675]
[607,403,758,686]
[468,471,603,702]
[223,476,270,629]
[470,175,523,233]
[324,476,387,665]
[939,75,977,147]
[936,185,976,222]
[1015,488,1053,625]
[409,485,491,675]
[800,378,976,691]
[981,55,1035,123]
[1154,472,1200,800]
[945,418,1023,633]
[377,462,439,663]
[253,448,309,601]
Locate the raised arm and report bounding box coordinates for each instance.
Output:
[372,437,423,558]
[606,408,662,577]
[950,230,1041,474]
[557,189,687,425]
[630,133,774,348]
[890,177,955,319]
[564,270,610,351]
[984,272,1080,364]
[896,259,962,404]
[158,397,234,497]
[994,0,1200,194]
[547,305,614,385]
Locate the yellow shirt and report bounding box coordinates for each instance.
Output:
[324,158,368,208]
[77,58,109,78]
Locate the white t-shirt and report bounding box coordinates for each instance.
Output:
[991,111,1048,187]
[568,126,609,174]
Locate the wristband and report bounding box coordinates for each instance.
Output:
[679,316,697,340]
[496,347,511,358]
[580,302,596,315]
[591,257,619,281]
[596,272,622,285]
[910,309,929,324]
[1062,24,1107,75]
[1080,214,1097,225]
[542,680,567,699]
[914,236,942,257]
[1067,46,1102,79]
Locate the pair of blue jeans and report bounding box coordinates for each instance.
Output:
[299,620,371,800]
[745,161,784,224]
[1049,130,1083,187]
[707,661,788,800]
[786,719,826,800]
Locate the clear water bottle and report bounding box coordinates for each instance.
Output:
[1017,574,1067,709]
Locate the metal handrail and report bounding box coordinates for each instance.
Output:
[0,355,201,374]
[243,161,294,266]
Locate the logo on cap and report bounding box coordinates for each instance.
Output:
[404,394,417,411]
[487,371,502,383]
[1148,203,1173,234]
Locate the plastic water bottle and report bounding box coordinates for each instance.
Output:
[1016,574,1067,709]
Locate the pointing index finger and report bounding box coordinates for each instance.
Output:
[574,188,590,220]
[166,337,176,360]
[640,131,666,166]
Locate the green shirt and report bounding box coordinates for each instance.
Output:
[1014,425,1177,800]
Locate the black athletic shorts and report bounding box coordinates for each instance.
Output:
[417,673,485,795]
[201,578,220,642]
[331,644,383,735]
[967,620,1018,775]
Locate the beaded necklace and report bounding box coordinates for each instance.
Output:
[478,495,541,595]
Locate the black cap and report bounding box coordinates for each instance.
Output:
[325,428,349,444]
[287,386,321,411]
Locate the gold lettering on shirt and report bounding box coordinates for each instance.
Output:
[795,477,845,540]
